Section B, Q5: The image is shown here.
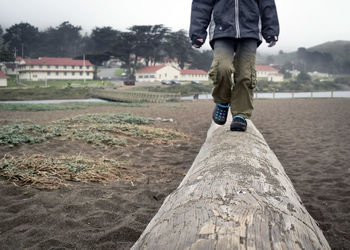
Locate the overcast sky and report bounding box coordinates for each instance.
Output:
[0,0,349,54]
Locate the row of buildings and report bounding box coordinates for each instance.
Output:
[2,57,94,81]
[0,56,284,87]
[136,65,208,82]
[135,64,284,83]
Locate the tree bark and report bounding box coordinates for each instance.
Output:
[132,119,330,250]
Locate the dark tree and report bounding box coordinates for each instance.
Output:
[297,71,311,82]
[189,49,213,71]
[54,21,83,56]
[0,25,3,47]
[165,30,193,69]
[112,31,136,77]
[284,71,292,79]
[38,21,83,57]
[90,26,119,54]
[128,24,170,67]
[3,22,40,57]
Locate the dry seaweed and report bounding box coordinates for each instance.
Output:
[0,154,124,190]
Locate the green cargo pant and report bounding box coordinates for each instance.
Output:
[209,38,257,119]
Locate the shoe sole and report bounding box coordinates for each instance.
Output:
[230,122,247,131]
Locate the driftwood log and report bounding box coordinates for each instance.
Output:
[132,118,330,250]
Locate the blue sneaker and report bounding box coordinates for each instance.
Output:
[212,103,230,125]
[230,115,247,131]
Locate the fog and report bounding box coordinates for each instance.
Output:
[1,0,349,53]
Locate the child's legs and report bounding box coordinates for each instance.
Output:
[231,39,257,119]
[209,39,235,104]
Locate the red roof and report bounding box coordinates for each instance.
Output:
[256,65,278,72]
[21,57,93,67]
[0,71,7,78]
[137,65,166,73]
[180,69,207,75]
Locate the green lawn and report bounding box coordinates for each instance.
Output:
[114,68,125,76]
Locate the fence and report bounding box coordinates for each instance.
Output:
[91,89,181,103]
[181,91,350,100]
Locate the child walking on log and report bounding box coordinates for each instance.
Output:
[190,0,279,131]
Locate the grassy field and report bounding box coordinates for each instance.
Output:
[0,78,213,102]
[114,68,125,76]
[129,83,212,95]
[1,77,119,101]
[6,77,114,88]
[0,86,91,101]
[0,102,142,111]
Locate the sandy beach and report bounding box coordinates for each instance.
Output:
[0,98,349,249]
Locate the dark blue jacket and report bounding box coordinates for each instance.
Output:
[189,0,279,48]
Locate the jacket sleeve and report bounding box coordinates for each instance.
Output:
[189,0,216,44]
[258,0,280,42]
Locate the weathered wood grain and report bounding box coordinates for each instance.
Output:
[132,118,330,250]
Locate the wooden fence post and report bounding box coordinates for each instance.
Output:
[132,118,330,250]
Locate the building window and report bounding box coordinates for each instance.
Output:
[80,72,83,76]
[145,75,149,78]
[64,66,67,69]
[56,66,59,69]
[165,73,167,77]
[87,72,90,76]
[139,75,143,79]
[80,66,83,69]
[56,72,59,76]
[31,65,34,68]
[47,65,50,69]
[72,72,75,76]
[150,75,155,78]
[72,66,75,69]
[159,74,161,78]
[64,72,67,76]
[86,66,89,69]
[39,65,42,69]
[48,72,51,76]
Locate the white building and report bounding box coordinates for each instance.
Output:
[0,70,8,87]
[308,71,329,78]
[17,57,94,81]
[286,69,300,78]
[136,65,179,82]
[136,65,208,82]
[179,69,208,81]
[256,65,284,82]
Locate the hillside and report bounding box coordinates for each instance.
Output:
[267,40,350,74]
[308,40,350,62]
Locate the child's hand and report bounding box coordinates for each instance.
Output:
[267,36,278,47]
[192,38,204,48]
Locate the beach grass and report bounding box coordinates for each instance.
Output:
[0,113,186,147]
[0,154,123,189]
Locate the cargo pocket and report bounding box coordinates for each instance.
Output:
[208,58,219,84]
[249,65,257,89]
